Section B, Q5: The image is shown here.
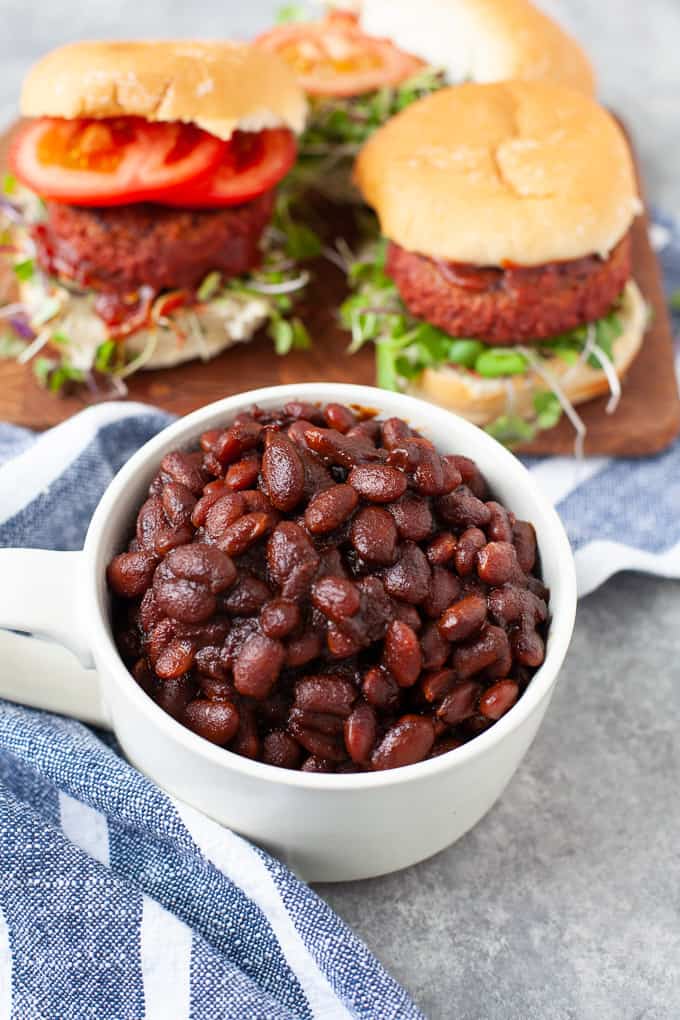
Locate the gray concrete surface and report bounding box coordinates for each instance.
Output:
[1,3,679,1017]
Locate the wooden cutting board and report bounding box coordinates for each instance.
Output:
[0,119,678,456]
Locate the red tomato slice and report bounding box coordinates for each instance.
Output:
[159,129,297,208]
[9,118,226,207]
[255,16,423,97]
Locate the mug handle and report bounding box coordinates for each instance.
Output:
[0,548,111,728]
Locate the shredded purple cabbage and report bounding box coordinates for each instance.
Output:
[8,314,35,340]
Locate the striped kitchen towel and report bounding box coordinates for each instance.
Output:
[0,214,677,1018]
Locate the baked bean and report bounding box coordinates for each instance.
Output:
[262,431,305,512]
[233,634,284,699]
[304,484,358,534]
[136,497,166,551]
[388,493,434,542]
[107,550,157,598]
[312,576,360,622]
[393,601,422,632]
[216,512,275,557]
[436,681,481,725]
[191,484,230,527]
[283,400,325,424]
[288,721,346,761]
[344,703,377,763]
[446,455,488,499]
[381,416,412,449]
[426,532,456,566]
[153,545,236,624]
[110,401,548,772]
[350,507,398,565]
[153,524,193,556]
[346,419,381,443]
[204,493,246,538]
[285,629,324,668]
[437,486,491,530]
[512,629,545,668]
[454,527,487,576]
[267,522,320,599]
[477,542,522,586]
[194,645,229,681]
[362,666,400,710]
[304,426,381,469]
[348,464,407,503]
[294,675,356,717]
[423,566,461,619]
[161,482,196,527]
[371,715,435,770]
[453,625,511,679]
[225,454,260,491]
[213,420,262,466]
[260,598,301,639]
[421,669,457,704]
[222,575,271,616]
[420,621,450,671]
[479,680,519,720]
[185,699,239,745]
[323,402,357,433]
[384,620,422,687]
[156,676,194,722]
[382,542,431,604]
[289,707,344,736]
[513,521,537,573]
[439,593,487,642]
[155,637,195,679]
[231,704,260,760]
[413,446,460,497]
[263,731,302,770]
[486,502,514,544]
[160,451,206,495]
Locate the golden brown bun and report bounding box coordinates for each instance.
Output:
[20,40,307,140]
[360,0,594,95]
[410,281,646,425]
[355,82,640,266]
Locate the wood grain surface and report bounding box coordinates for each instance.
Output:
[0,119,678,456]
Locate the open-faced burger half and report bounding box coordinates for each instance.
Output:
[5,41,308,391]
[348,82,645,448]
[255,0,593,201]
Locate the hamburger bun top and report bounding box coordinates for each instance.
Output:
[355,82,640,267]
[360,0,595,96]
[20,40,308,140]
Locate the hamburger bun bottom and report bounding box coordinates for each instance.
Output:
[409,280,646,426]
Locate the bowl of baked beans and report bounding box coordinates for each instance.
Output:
[0,383,577,881]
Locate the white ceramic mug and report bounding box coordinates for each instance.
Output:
[0,384,576,882]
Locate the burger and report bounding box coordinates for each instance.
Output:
[345,82,645,448]
[3,41,309,393]
[255,0,594,202]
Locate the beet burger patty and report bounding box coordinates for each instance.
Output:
[348,82,646,446]
[35,192,276,295]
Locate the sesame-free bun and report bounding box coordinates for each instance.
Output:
[20,40,308,140]
[410,281,647,425]
[355,82,640,267]
[360,0,595,95]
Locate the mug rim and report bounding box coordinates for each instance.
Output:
[84,382,577,791]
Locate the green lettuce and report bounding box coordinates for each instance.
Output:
[341,239,626,445]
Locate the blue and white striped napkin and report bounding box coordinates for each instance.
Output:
[0,213,678,1017]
